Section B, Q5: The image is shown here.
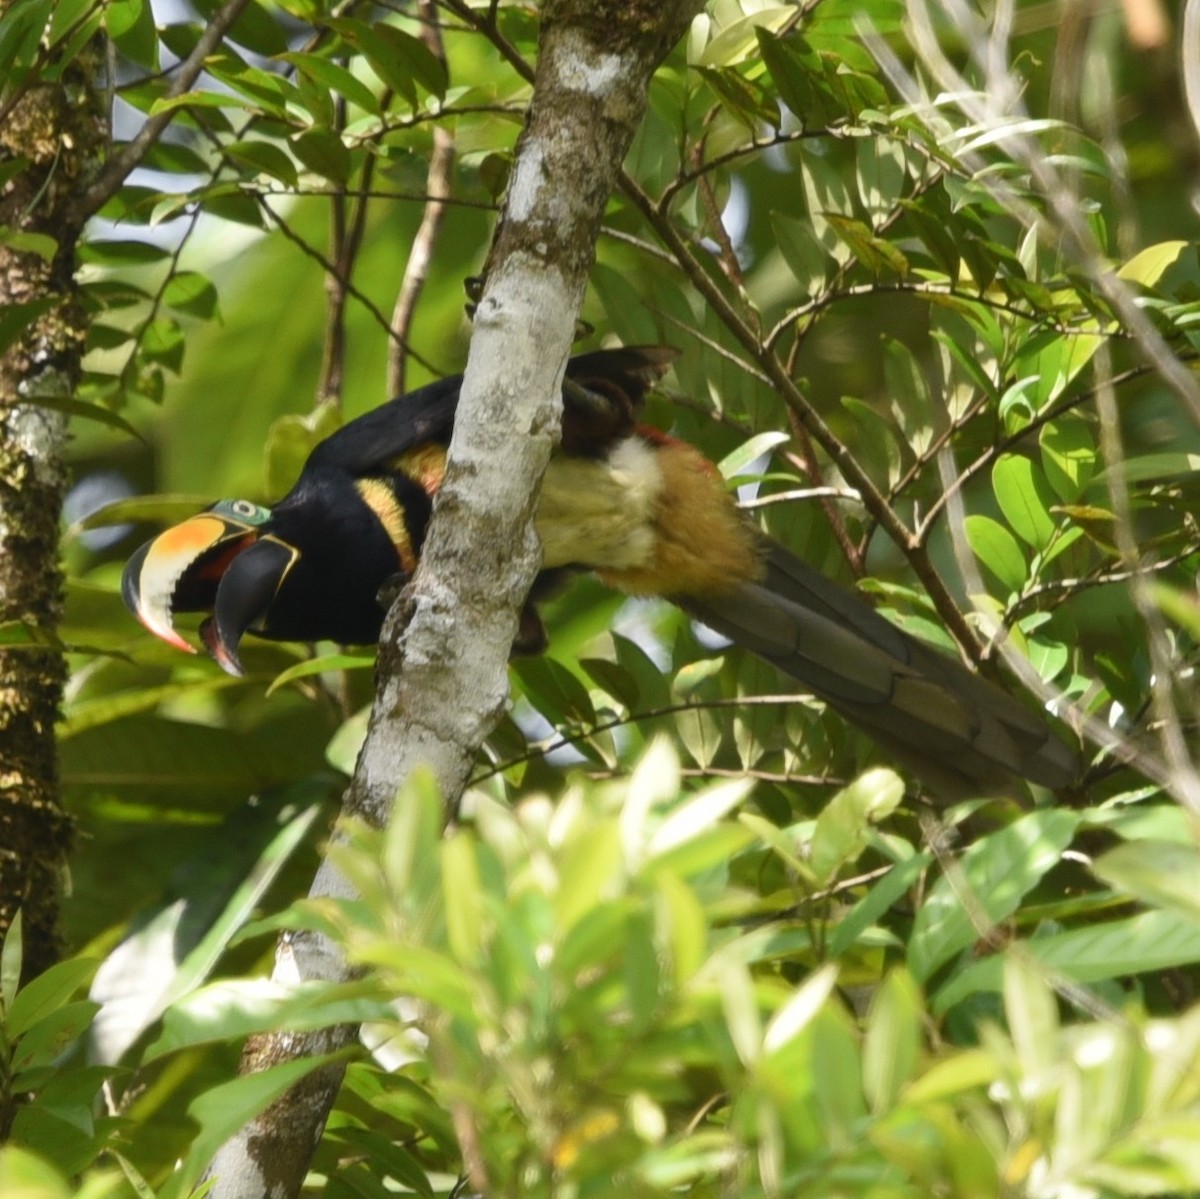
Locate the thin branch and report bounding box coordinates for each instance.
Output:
[914,360,1183,541]
[388,0,455,397]
[739,486,863,510]
[64,0,255,229]
[318,86,383,405]
[255,195,444,378]
[473,693,821,785]
[871,3,1200,426]
[319,91,352,405]
[658,128,838,210]
[1093,342,1200,813]
[618,170,985,661]
[766,279,1102,350]
[1006,541,1200,618]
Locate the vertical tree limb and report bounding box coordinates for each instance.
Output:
[0,66,105,978]
[201,2,703,1195]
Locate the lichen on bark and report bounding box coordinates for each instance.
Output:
[0,63,104,978]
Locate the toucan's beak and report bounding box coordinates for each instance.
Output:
[121,514,263,656]
[201,537,299,676]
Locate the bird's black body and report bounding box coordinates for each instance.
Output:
[247,470,431,645]
[123,346,1078,801]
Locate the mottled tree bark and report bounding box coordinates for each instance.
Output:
[202,1,703,1195]
[0,68,102,978]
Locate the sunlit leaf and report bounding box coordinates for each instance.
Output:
[964,514,1027,593]
[908,809,1081,983]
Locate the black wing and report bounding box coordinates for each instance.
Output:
[305,373,463,477]
[304,346,678,478]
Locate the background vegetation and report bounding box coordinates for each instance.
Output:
[2,0,1200,1193]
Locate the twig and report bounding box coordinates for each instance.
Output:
[65,0,255,229]
[659,128,838,210]
[318,86,383,405]
[388,0,455,397]
[255,195,444,377]
[472,693,819,785]
[1007,541,1200,618]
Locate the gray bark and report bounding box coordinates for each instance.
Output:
[201,0,703,1194]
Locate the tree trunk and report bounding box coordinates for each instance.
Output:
[0,66,103,980]
[201,0,703,1194]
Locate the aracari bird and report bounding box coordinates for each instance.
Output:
[122,347,1077,801]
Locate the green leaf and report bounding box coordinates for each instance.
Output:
[1039,415,1095,503]
[440,835,484,965]
[146,979,390,1060]
[61,716,326,798]
[828,850,931,958]
[555,819,622,934]
[992,454,1057,549]
[1117,240,1188,286]
[60,677,240,739]
[195,0,288,55]
[163,271,219,319]
[224,139,299,189]
[1152,582,1200,640]
[265,652,374,697]
[809,768,904,885]
[107,0,157,69]
[23,395,145,441]
[647,778,751,859]
[1092,451,1200,486]
[7,957,97,1038]
[165,1052,352,1199]
[674,701,723,769]
[856,135,907,223]
[204,57,295,117]
[367,23,447,100]
[79,239,170,266]
[0,226,57,261]
[1,911,23,1012]
[48,0,94,45]
[756,28,825,124]
[264,404,342,497]
[799,145,855,265]
[908,809,1081,982]
[0,0,52,79]
[717,431,789,480]
[282,51,381,116]
[1002,952,1058,1081]
[936,910,1200,1009]
[148,89,262,117]
[771,212,829,296]
[512,655,596,726]
[0,297,54,357]
[884,336,934,454]
[862,968,921,1112]
[964,514,1027,593]
[327,18,445,107]
[1093,840,1200,922]
[71,493,214,533]
[141,317,185,372]
[291,129,352,186]
[761,963,838,1056]
[10,1001,100,1073]
[824,213,909,276]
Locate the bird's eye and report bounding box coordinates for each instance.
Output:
[232,500,258,518]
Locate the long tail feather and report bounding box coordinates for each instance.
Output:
[678,539,1078,802]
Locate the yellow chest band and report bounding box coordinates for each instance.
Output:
[354,479,417,575]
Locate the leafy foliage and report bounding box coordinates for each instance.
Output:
[3,0,1200,1192]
